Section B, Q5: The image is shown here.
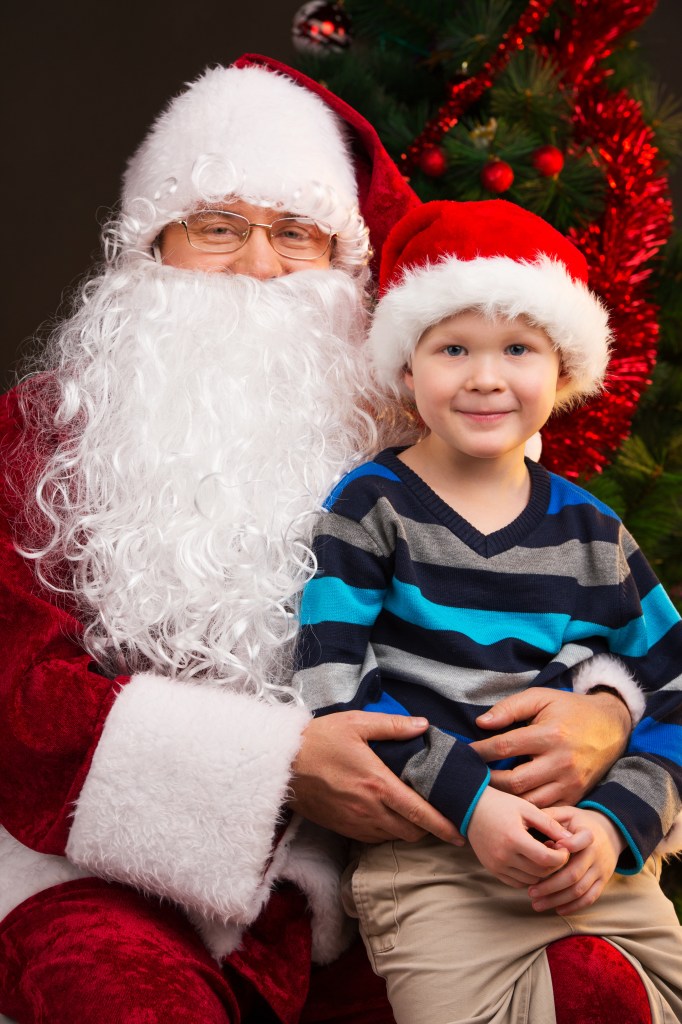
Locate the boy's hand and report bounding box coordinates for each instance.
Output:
[527,806,626,915]
[466,787,573,888]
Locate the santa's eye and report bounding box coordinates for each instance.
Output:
[203,222,242,238]
[185,212,248,247]
[271,221,316,242]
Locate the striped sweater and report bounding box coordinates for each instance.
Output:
[294,447,682,872]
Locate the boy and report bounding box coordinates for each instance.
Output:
[294,200,682,1023]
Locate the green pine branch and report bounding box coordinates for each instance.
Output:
[491,48,571,139]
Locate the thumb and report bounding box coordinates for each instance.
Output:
[555,828,593,854]
[543,805,594,853]
[477,690,544,730]
[526,806,574,845]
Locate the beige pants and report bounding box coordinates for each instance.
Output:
[342,836,682,1024]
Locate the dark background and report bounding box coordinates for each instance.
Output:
[4,0,681,391]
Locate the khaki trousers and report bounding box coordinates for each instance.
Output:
[342,836,682,1024]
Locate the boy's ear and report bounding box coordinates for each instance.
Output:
[403,363,415,393]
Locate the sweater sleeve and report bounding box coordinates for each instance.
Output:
[295,504,489,835]
[578,527,682,872]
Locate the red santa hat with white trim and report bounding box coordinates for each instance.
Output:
[369,199,612,409]
[120,53,419,275]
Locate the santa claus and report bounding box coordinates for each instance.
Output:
[0,55,653,1023]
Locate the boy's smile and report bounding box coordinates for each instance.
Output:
[403,310,567,469]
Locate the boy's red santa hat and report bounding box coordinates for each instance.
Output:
[121,54,419,274]
[369,199,612,408]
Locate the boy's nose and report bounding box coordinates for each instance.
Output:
[465,359,504,391]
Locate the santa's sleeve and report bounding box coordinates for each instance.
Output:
[65,675,309,923]
[0,394,309,925]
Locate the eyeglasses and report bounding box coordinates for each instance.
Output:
[177,210,336,260]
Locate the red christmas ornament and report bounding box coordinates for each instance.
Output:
[418,145,448,177]
[292,1,352,55]
[481,159,514,193]
[532,144,565,176]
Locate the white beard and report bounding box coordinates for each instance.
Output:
[22,261,377,699]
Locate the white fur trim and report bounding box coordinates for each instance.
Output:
[66,673,310,925]
[369,255,612,409]
[0,826,90,923]
[572,654,646,725]
[656,811,682,857]
[188,814,304,960]
[188,912,246,962]
[193,817,355,965]
[278,819,355,964]
[122,65,362,253]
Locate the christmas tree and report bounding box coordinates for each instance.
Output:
[293,0,682,916]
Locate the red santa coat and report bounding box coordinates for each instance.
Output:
[0,385,351,967]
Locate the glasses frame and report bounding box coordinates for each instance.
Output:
[177,211,336,261]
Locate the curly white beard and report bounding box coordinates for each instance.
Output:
[22,261,379,699]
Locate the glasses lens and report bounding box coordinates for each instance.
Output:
[270,218,332,259]
[184,211,249,252]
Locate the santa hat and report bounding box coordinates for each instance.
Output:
[121,54,419,274]
[369,199,612,408]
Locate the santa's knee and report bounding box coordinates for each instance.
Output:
[0,878,241,1024]
[547,935,651,1024]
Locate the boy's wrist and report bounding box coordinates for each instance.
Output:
[582,808,627,857]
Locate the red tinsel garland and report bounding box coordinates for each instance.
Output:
[542,86,673,477]
[545,0,659,89]
[404,0,673,478]
[399,0,556,173]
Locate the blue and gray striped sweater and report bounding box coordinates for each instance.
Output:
[294,448,682,872]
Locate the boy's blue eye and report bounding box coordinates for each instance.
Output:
[507,344,528,356]
[444,344,465,357]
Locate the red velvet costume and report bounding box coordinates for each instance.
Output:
[0,56,658,1024]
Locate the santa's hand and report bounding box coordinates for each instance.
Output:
[528,806,624,915]
[288,711,463,845]
[466,787,572,887]
[470,688,630,807]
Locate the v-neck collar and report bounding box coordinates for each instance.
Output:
[377,447,551,558]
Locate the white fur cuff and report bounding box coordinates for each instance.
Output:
[656,812,682,858]
[66,673,310,925]
[194,818,356,966]
[278,819,355,965]
[572,654,646,725]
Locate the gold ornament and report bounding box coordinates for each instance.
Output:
[469,117,498,150]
